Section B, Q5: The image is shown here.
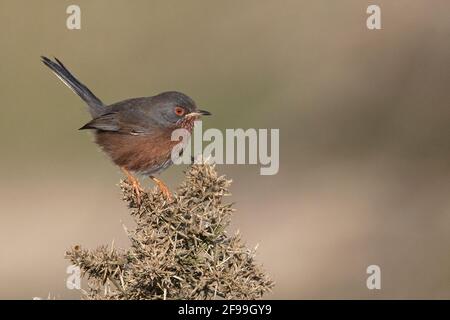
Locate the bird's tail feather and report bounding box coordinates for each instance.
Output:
[41,56,105,117]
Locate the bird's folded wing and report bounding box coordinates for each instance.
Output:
[79,112,120,131]
[79,111,157,135]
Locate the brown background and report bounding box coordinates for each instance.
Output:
[0,0,449,299]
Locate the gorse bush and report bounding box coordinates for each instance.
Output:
[66,163,274,299]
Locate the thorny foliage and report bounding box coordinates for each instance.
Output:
[66,164,274,299]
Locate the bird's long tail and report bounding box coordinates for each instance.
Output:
[41,56,105,118]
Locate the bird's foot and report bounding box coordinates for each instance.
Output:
[150,176,172,201]
[130,179,144,206]
[121,167,144,206]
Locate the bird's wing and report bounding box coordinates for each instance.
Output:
[79,110,157,135]
[79,112,120,131]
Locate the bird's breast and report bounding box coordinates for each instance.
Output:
[95,129,178,175]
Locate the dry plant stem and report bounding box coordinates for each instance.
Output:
[66,163,274,300]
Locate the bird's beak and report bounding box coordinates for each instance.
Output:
[198,109,212,116]
[186,109,212,118]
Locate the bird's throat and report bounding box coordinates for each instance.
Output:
[177,116,198,132]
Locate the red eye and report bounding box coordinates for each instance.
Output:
[174,106,185,116]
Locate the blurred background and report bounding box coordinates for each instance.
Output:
[0,0,449,299]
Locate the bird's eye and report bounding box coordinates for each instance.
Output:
[174,106,185,116]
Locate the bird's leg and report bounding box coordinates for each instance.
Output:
[149,176,172,201]
[121,167,144,205]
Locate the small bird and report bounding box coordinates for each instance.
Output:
[41,56,211,204]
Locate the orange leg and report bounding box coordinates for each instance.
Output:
[150,176,172,201]
[121,167,144,205]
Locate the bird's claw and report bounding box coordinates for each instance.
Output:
[130,180,144,206]
[121,167,144,206]
[159,184,172,201]
[150,176,172,201]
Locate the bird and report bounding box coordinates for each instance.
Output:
[41,56,211,204]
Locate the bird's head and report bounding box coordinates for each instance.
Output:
[152,91,211,130]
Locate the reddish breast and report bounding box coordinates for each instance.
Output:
[95,129,178,173]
